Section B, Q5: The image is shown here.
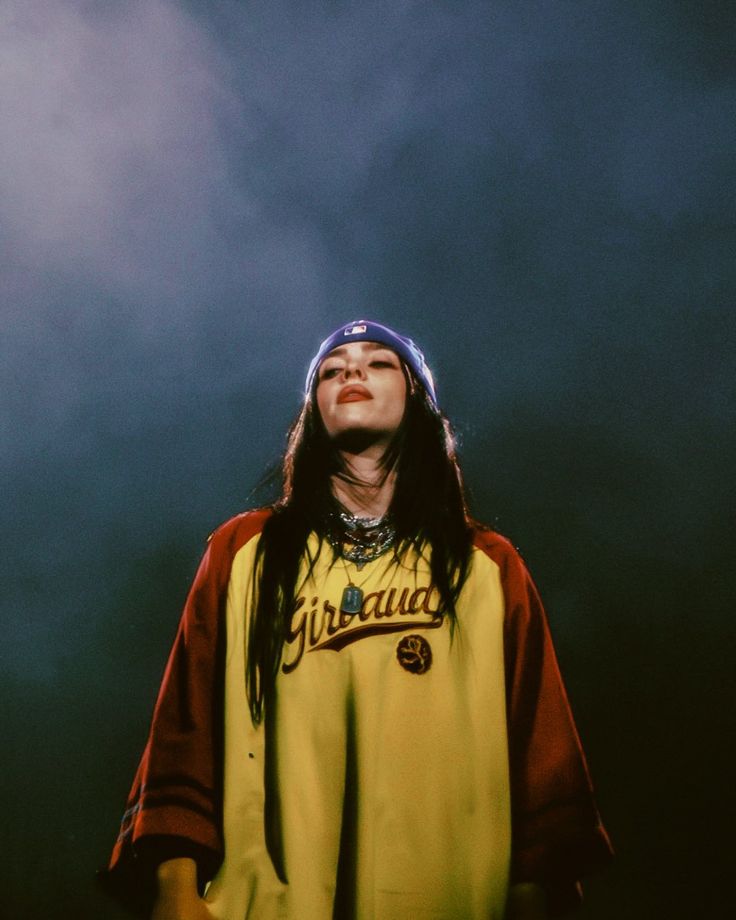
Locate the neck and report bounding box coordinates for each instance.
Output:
[331,446,396,518]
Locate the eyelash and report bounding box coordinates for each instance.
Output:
[320,359,396,380]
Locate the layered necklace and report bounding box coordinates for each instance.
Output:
[326,507,397,614]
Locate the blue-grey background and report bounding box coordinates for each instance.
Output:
[2,1,734,917]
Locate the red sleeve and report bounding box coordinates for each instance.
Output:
[98,510,269,913]
[474,529,613,915]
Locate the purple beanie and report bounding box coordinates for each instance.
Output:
[305,320,437,405]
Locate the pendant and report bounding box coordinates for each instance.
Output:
[341,585,363,615]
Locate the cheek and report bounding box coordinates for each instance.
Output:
[315,383,347,439]
[315,387,332,428]
[381,376,408,423]
[392,374,408,407]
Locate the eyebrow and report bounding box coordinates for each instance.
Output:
[323,343,395,360]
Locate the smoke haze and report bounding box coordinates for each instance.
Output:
[1,1,734,916]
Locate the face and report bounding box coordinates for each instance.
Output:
[315,341,407,448]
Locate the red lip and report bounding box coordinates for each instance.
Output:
[337,384,373,404]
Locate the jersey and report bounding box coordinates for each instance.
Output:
[100,509,612,917]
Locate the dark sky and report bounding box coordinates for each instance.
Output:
[2,1,734,917]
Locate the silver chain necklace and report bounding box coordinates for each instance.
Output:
[326,508,397,613]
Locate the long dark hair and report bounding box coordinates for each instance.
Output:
[246,369,473,723]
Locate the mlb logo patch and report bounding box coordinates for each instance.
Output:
[344,323,367,336]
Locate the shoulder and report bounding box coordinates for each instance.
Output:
[470,520,526,572]
[204,507,274,562]
[184,508,274,598]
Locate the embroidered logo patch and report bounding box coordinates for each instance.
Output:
[396,634,432,674]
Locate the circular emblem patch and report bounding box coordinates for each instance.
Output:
[396,634,432,674]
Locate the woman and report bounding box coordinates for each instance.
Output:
[102,320,612,919]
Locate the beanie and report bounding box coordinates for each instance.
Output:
[305,319,437,405]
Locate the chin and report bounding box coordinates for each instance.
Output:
[332,428,393,453]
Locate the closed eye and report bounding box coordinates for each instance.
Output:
[320,366,342,380]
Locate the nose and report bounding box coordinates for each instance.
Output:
[342,356,366,381]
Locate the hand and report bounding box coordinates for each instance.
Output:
[151,889,214,920]
[151,858,214,920]
[505,882,547,920]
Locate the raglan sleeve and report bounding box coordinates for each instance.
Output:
[500,541,614,915]
[98,524,235,914]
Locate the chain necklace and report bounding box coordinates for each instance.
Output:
[327,508,397,568]
[326,507,397,614]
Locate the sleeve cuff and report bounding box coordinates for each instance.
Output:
[97,834,220,915]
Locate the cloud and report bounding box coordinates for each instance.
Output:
[1,0,733,679]
[0,0,247,303]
